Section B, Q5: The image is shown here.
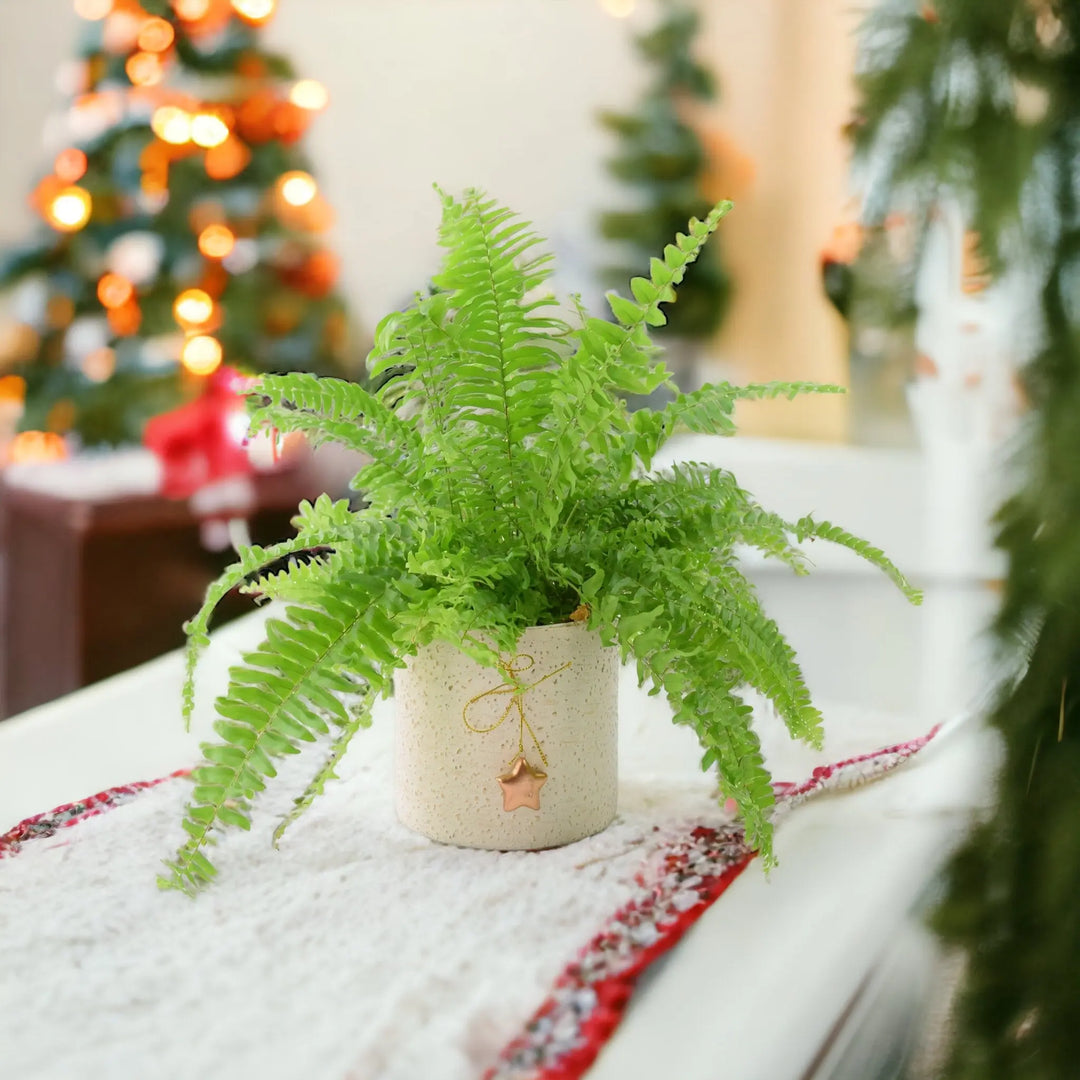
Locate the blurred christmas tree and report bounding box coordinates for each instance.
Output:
[598,1,732,348]
[0,0,351,452]
[852,2,1080,1076]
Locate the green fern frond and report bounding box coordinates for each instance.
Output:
[682,687,775,861]
[248,374,429,517]
[632,380,844,468]
[163,582,400,895]
[272,685,378,848]
[584,200,733,395]
[181,531,351,728]
[705,566,823,747]
[795,515,923,604]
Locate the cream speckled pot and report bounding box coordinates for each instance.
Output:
[394,622,619,850]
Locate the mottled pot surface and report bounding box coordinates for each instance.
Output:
[394,622,619,850]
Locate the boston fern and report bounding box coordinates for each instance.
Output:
[161,188,920,894]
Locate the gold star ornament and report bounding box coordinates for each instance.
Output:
[497,755,547,812]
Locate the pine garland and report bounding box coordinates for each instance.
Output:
[851,3,1080,1075]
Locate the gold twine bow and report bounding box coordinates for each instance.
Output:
[462,654,572,767]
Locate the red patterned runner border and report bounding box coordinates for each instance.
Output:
[0,727,946,1079]
[484,724,945,1080]
[0,770,189,860]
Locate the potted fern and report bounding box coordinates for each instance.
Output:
[161,189,920,894]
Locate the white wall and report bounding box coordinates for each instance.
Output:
[0,0,862,437]
[0,0,646,327]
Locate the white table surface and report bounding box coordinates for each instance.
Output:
[0,602,996,1080]
[0,434,1003,1078]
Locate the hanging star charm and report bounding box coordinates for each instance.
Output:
[497,755,547,812]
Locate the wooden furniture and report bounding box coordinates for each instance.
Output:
[0,463,334,719]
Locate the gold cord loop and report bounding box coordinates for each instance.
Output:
[462,653,572,767]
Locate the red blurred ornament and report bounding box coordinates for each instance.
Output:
[236,51,268,79]
[235,89,278,144]
[278,248,340,298]
[271,100,310,144]
[143,365,253,499]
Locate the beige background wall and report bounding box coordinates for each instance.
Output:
[0,0,861,440]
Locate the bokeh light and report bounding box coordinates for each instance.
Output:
[73,0,113,19]
[138,17,176,53]
[181,334,223,375]
[54,148,88,183]
[231,0,276,25]
[173,288,215,328]
[0,375,27,404]
[191,113,231,149]
[81,347,117,383]
[204,137,251,180]
[173,0,210,18]
[9,430,68,464]
[197,224,236,259]
[96,273,134,309]
[278,171,317,207]
[289,80,329,111]
[151,106,192,145]
[46,186,92,232]
[126,51,165,87]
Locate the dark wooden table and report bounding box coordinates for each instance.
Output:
[0,463,338,719]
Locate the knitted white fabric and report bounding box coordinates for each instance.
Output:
[0,691,736,1080]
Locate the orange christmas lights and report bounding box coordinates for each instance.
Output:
[46,186,92,232]
[204,137,250,180]
[97,272,134,309]
[137,17,175,52]
[191,113,230,149]
[108,300,142,336]
[173,288,215,328]
[278,171,317,207]
[231,0,276,25]
[74,0,113,19]
[9,431,67,465]
[0,375,26,404]
[54,148,88,183]
[173,0,211,18]
[151,105,193,145]
[103,10,143,54]
[126,51,165,86]
[82,347,117,383]
[289,80,329,111]
[197,223,236,259]
[181,334,223,375]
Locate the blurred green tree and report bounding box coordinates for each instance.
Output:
[598,1,732,351]
[0,0,351,451]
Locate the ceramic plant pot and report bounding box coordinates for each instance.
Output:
[394,621,619,850]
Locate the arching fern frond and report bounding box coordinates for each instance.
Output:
[162,579,403,895]
[632,380,845,469]
[181,530,353,728]
[795,515,923,603]
[248,374,431,518]
[539,200,734,511]
[272,683,378,848]
[429,188,571,537]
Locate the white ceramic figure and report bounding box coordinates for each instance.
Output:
[909,199,1031,449]
[909,198,1024,580]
